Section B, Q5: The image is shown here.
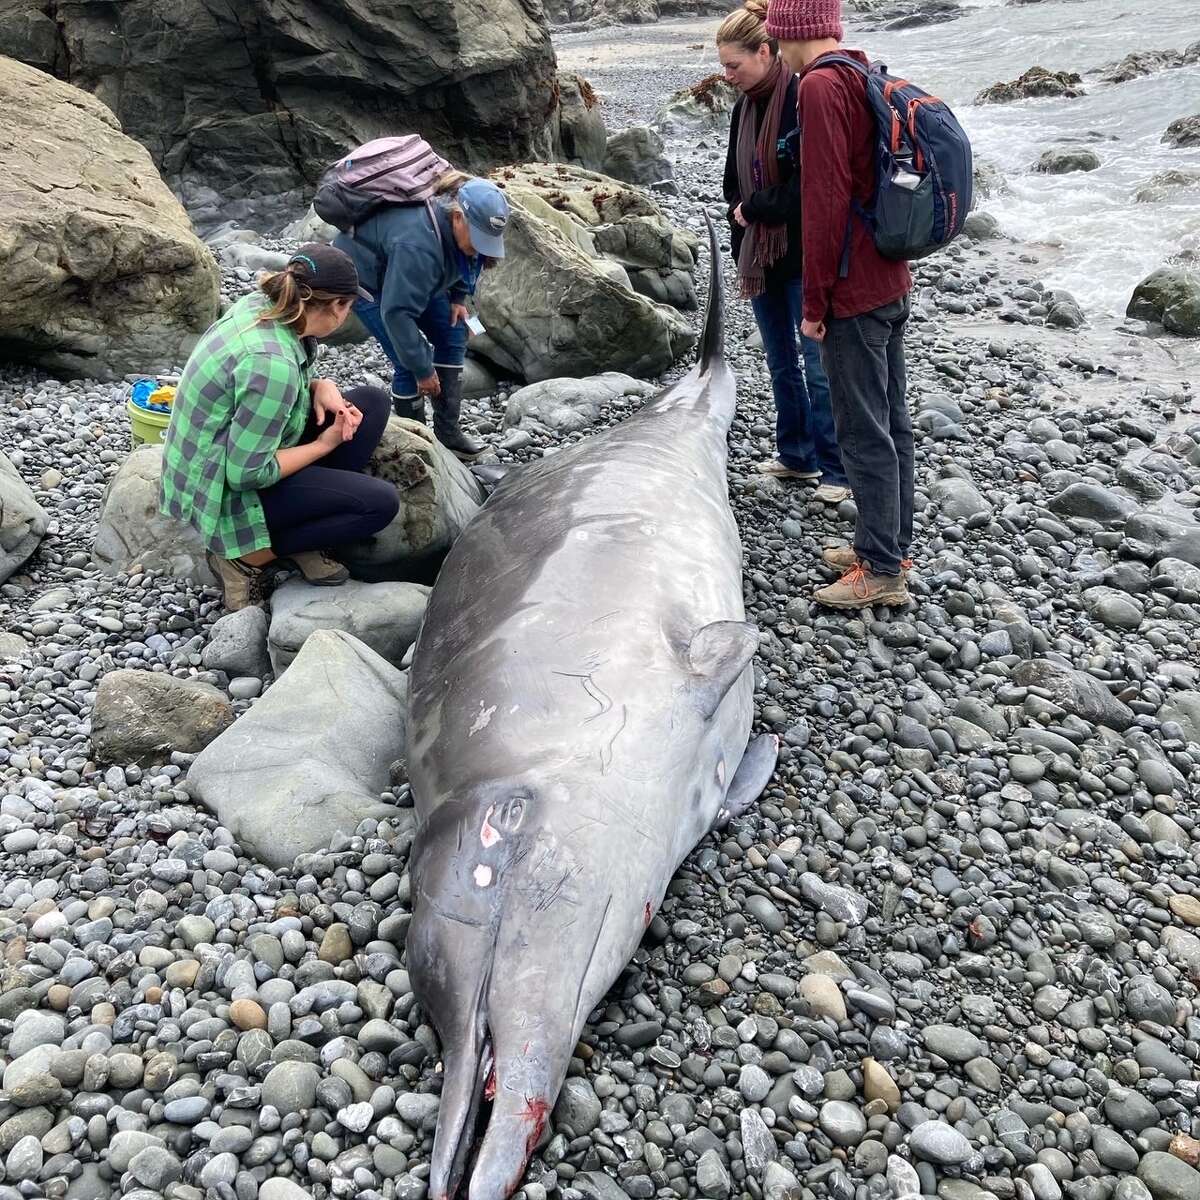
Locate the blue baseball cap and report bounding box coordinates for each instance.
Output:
[458,178,511,259]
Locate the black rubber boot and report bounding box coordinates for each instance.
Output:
[431,366,487,460]
[391,392,426,424]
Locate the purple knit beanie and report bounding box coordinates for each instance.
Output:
[765,0,844,41]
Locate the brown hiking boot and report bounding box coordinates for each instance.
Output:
[285,551,349,587]
[206,552,279,612]
[822,547,916,576]
[814,562,910,609]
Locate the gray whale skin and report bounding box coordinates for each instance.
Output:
[405,218,778,1200]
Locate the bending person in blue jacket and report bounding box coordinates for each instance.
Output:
[336,174,510,460]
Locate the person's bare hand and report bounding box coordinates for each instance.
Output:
[317,409,352,449]
[417,372,442,398]
[449,303,470,326]
[801,318,826,343]
[312,379,362,434]
[733,204,749,228]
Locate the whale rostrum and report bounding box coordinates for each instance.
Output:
[405,218,779,1200]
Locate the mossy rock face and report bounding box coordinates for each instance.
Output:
[487,163,701,333]
[1127,267,1200,337]
[0,55,219,379]
[0,1,558,232]
[475,201,695,383]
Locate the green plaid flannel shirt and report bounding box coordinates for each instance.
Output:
[159,294,315,559]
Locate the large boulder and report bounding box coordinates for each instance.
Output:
[1135,168,1200,204]
[603,126,674,188]
[976,67,1086,105]
[495,162,698,309]
[0,452,49,584]
[847,0,964,30]
[654,75,738,137]
[91,671,235,766]
[1127,267,1200,337]
[1160,692,1200,746]
[187,630,404,868]
[0,56,219,378]
[1035,147,1100,174]
[504,373,658,434]
[94,445,214,585]
[0,1,557,232]
[476,199,695,381]
[543,0,729,24]
[543,0,657,24]
[96,426,481,585]
[552,73,608,173]
[1163,114,1200,149]
[340,418,485,582]
[1099,43,1200,84]
[268,578,431,674]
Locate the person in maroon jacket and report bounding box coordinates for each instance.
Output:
[766,0,915,609]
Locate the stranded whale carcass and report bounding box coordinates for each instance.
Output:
[405,219,779,1200]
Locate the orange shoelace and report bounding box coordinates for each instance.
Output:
[839,563,871,598]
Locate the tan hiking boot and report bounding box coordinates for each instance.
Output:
[286,551,349,587]
[756,459,820,481]
[822,547,915,576]
[814,483,852,503]
[821,545,858,571]
[206,552,274,612]
[814,562,910,609]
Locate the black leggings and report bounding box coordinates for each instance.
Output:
[258,385,399,557]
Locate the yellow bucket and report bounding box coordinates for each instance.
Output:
[128,398,172,446]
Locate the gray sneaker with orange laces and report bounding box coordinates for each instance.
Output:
[814,562,910,609]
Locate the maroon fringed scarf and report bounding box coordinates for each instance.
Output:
[735,55,792,299]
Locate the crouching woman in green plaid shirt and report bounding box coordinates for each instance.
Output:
[160,244,400,611]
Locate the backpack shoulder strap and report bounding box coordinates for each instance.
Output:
[425,199,444,253]
[808,53,873,79]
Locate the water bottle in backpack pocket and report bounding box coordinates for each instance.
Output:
[814,55,973,266]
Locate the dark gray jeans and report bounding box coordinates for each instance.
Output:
[819,297,913,576]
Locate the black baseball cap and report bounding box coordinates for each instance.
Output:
[287,243,372,301]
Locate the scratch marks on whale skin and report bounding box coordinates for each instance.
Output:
[597,704,627,775]
[553,670,613,722]
[552,669,628,774]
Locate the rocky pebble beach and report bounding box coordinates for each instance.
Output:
[3,14,1200,1200]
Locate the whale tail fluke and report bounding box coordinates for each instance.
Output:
[697,213,725,373]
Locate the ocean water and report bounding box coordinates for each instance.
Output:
[861,0,1200,320]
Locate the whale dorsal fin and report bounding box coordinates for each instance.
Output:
[687,620,758,719]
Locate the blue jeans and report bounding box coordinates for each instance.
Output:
[750,281,846,485]
[354,293,468,397]
[819,297,913,576]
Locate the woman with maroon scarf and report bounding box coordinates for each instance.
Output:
[719,0,848,501]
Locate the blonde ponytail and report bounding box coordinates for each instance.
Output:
[717,0,777,53]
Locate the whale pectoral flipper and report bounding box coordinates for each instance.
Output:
[686,620,759,719]
[715,733,780,827]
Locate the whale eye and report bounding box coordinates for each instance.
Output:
[499,793,528,829]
